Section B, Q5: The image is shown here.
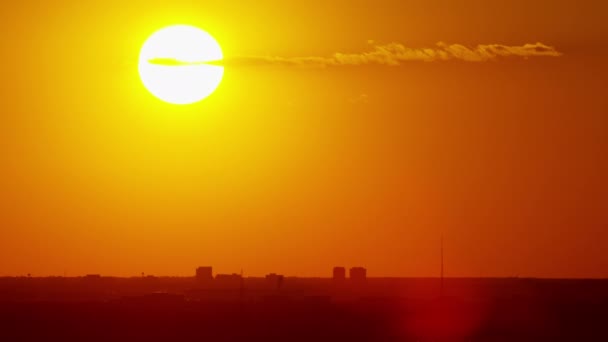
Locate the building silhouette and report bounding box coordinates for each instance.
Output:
[214,273,243,289]
[333,267,346,281]
[196,267,213,281]
[265,273,285,291]
[84,274,102,279]
[349,267,367,281]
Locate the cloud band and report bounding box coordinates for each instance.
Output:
[222,42,562,67]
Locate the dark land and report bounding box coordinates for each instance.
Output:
[1,276,607,341]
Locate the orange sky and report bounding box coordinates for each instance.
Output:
[0,1,607,278]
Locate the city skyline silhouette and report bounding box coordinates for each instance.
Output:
[1,1,607,341]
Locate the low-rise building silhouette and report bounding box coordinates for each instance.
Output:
[265,273,284,290]
[215,273,242,282]
[214,273,244,290]
[350,267,367,281]
[84,274,102,279]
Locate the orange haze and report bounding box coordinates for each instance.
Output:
[0,1,607,277]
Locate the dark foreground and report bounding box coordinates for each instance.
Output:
[1,277,607,341]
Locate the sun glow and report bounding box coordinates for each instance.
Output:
[138,25,224,105]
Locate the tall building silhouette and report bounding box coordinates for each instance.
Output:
[349,267,367,281]
[196,267,213,281]
[333,267,346,281]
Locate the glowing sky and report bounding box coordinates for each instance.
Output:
[0,1,606,277]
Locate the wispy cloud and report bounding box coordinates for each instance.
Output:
[147,58,222,66]
[221,42,562,67]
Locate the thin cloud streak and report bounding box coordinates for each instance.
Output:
[222,42,562,67]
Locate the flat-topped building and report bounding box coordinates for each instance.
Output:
[349,267,367,281]
[196,267,213,281]
[333,267,346,281]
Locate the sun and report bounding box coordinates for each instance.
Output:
[138,25,224,105]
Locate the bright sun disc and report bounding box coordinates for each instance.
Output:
[138,25,224,105]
